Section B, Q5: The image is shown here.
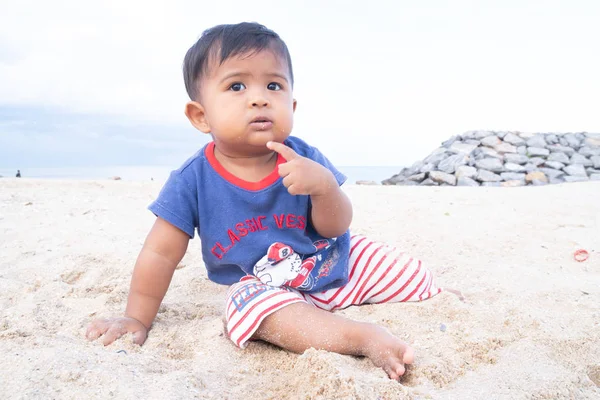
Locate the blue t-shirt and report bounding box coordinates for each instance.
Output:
[148,136,351,293]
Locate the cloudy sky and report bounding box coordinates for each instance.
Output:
[1,0,599,169]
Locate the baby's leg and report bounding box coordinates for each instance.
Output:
[225,276,412,380]
[253,302,414,380]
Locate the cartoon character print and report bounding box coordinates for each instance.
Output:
[253,242,325,290]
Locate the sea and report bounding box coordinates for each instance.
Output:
[0,165,403,185]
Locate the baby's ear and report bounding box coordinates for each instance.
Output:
[292,99,297,113]
[184,101,211,133]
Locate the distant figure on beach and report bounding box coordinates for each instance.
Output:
[86,22,459,381]
[16,170,21,178]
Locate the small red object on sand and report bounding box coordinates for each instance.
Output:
[574,249,589,262]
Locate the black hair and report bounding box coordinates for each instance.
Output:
[183,22,294,100]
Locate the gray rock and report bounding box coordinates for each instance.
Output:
[482,182,502,187]
[531,179,548,186]
[517,146,527,155]
[382,174,405,185]
[570,153,593,167]
[564,133,581,148]
[504,163,526,172]
[429,171,457,186]
[419,178,439,186]
[519,132,537,139]
[579,146,600,157]
[586,168,600,175]
[475,158,504,172]
[441,135,459,147]
[549,176,565,184]
[538,167,565,179]
[469,130,492,139]
[543,161,565,170]
[547,152,570,164]
[546,144,575,156]
[529,157,546,167]
[526,171,548,183]
[464,139,481,146]
[501,180,526,187]
[563,175,589,183]
[481,135,501,148]
[527,147,550,157]
[424,148,448,165]
[449,142,478,154]
[420,163,436,173]
[545,134,559,144]
[504,154,529,165]
[563,164,587,176]
[356,180,378,185]
[524,163,537,172]
[495,143,518,154]
[403,161,424,177]
[496,131,508,139]
[476,169,503,182]
[397,180,419,186]
[501,172,526,181]
[584,137,600,147]
[559,137,569,147]
[456,177,479,186]
[526,136,547,148]
[503,133,525,145]
[480,147,503,159]
[590,174,600,181]
[424,153,448,166]
[473,152,485,161]
[455,165,478,179]
[408,173,426,182]
[437,154,468,174]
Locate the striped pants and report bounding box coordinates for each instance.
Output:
[225,235,443,348]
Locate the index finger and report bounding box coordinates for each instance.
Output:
[267,141,298,161]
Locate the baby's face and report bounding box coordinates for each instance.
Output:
[198,49,296,157]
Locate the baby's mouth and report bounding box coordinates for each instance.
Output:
[250,117,273,130]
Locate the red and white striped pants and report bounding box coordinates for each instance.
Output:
[225,235,443,348]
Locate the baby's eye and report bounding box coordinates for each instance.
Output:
[229,82,246,91]
[267,82,282,91]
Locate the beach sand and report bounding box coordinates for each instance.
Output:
[1,179,599,399]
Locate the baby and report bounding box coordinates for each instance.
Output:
[86,22,451,380]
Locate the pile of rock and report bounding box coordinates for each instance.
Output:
[383,131,600,187]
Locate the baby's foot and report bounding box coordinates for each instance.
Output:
[360,324,415,380]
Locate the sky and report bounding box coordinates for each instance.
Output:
[1,0,599,169]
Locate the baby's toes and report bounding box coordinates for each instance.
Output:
[402,346,415,365]
[383,364,400,381]
[394,362,407,377]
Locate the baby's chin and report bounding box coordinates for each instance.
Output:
[247,130,291,147]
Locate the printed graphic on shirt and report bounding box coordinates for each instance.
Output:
[210,213,307,260]
[317,245,340,280]
[253,240,338,291]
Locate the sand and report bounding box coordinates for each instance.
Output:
[0,178,599,399]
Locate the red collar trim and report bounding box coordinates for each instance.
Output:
[205,142,285,191]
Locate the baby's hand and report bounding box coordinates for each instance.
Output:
[267,141,336,196]
[86,316,148,346]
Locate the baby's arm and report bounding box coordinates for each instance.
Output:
[266,141,352,238]
[309,180,352,238]
[86,217,189,345]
